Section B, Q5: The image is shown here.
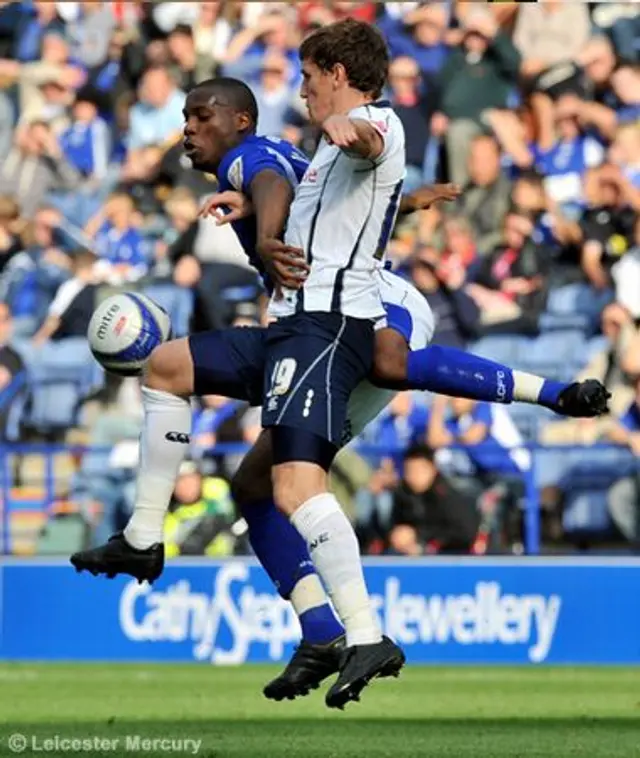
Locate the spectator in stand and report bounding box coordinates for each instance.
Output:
[409,246,479,349]
[610,65,640,128]
[124,65,185,172]
[0,205,71,337]
[428,394,531,552]
[578,164,637,291]
[388,444,479,556]
[87,26,132,108]
[164,460,236,558]
[514,1,590,81]
[60,86,111,181]
[513,1,590,105]
[151,187,200,281]
[0,196,24,273]
[0,31,85,132]
[430,6,521,186]
[579,36,619,106]
[542,303,639,446]
[254,51,294,137]
[87,192,148,284]
[450,135,512,257]
[612,216,640,322]
[66,1,116,70]
[535,94,606,220]
[467,210,551,334]
[356,392,428,546]
[32,249,97,345]
[167,24,217,93]
[0,302,26,441]
[609,122,640,191]
[377,3,448,81]
[438,214,479,282]
[222,8,301,86]
[11,1,65,63]
[386,55,432,192]
[0,120,81,219]
[606,375,640,550]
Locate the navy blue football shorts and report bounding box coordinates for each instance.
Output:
[189,327,265,405]
[261,312,375,470]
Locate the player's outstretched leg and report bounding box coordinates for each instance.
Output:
[231,434,346,700]
[372,328,610,417]
[70,339,195,583]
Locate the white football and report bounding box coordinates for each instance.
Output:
[88,292,172,376]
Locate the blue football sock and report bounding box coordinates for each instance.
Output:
[406,345,515,403]
[537,379,567,409]
[242,499,344,644]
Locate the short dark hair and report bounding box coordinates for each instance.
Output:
[193,77,259,129]
[300,18,389,99]
[170,24,193,39]
[404,444,435,463]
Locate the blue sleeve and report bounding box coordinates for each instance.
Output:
[225,147,293,198]
[471,403,492,427]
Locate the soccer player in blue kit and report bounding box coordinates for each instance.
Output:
[73,20,610,708]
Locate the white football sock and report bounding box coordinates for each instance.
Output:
[512,370,545,404]
[290,493,381,647]
[124,386,191,550]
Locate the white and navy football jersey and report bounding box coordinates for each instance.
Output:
[272,101,406,321]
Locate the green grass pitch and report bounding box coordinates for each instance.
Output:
[0,664,638,757]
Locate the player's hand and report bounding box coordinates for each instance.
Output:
[551,379,611,418]
[322,115,358,149]
[256,238,309,297]
[199,191,254,225]
[409,183,462,211]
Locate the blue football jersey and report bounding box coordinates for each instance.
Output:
[217,135,309,292]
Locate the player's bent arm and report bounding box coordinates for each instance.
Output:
[249,169,294,243]
[348,118,384,161]
[322,114,384,161]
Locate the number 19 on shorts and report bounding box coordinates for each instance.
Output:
[267,358,297,397]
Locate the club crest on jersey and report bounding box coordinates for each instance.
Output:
[303,168,318,184]
[227,156,244,191]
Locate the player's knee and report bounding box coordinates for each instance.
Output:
[272,462,326,517]
[144,339,194,397]
[371,329,408,389]
[231,466,271,510]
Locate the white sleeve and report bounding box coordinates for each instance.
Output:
[349,104,404,161]
[48,278,84,318]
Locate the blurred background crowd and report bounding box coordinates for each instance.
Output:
[0,0,639,559]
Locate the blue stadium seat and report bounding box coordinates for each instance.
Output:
[538,313,590,333]
[142,283,194,338]
[21,339,104,432]
[518,331,586,380]
[469,336,521,367]
[563,491,612,533]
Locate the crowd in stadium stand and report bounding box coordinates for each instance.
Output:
[0,1,639,558]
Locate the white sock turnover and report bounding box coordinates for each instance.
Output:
[124,386,191,549]
[290,493,381,647]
